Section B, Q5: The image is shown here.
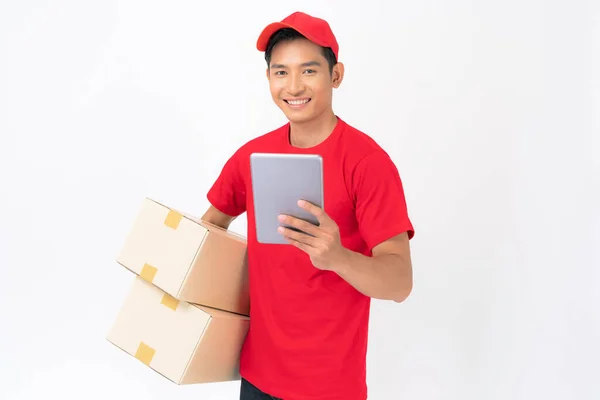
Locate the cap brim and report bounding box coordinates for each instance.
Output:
[256,21,328,53]
[256,22,291,51]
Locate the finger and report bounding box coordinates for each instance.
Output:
[285,237,313,254]
[278,214,321,236]
[297,200,328,225]
[278,226,318,247]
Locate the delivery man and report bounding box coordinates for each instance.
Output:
[201,11,415,400]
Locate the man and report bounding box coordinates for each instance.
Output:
[201,11,415,400]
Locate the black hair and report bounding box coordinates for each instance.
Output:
[264,28,337,73]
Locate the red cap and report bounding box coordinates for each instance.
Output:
[256,11,339,60]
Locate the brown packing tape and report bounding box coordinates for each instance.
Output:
[161,293,180,311]
[135,342,156,366]
[164,210,183,229]
[140,263,157,283]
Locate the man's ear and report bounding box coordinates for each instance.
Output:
[331,62,344,88]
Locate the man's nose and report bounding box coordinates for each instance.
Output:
[287,73,305,96]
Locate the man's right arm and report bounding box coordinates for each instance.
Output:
[201,205,237,230]
[203,147,246,230]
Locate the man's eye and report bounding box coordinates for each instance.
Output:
[304,69,316,74]
[275,71,286,75]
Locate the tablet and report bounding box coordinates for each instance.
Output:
[250,152,324,244]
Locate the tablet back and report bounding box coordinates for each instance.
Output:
[250,153,324,244]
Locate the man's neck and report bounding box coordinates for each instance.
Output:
[289,110,338,148]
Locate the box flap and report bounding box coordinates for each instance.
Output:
[106,277,211,383]
[116,198,209,298]
[192,303,250,320]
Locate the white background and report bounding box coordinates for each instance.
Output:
[1,0,598,399]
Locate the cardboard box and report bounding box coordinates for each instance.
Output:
[107,276,250,384]
[117,197,249,316]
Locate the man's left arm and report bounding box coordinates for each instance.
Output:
[278,201,413,302]
[277,150,415,302]
[333,231,413,303]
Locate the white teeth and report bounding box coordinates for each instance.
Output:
[287,99,309,105]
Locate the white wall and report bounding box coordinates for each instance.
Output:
[1,1,598,399]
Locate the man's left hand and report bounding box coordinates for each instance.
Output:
[277,200,348,271]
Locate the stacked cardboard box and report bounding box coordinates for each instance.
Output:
[106,197,250,384]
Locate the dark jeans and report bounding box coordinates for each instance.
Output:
[240,377,282,400]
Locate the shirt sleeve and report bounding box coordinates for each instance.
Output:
[206,149,247,217]
[353,150,415,251]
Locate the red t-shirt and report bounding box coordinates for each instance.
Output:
[207,117,414,400]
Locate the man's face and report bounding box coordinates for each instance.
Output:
[267,38,342,124]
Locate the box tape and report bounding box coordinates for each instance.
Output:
[164,210,183,230]
[161,293,180,311]
[140,263,157,283]
[135,342,155,366]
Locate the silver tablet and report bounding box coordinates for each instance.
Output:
[250,153,324,244]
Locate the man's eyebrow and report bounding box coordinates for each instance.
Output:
[270,60,322,69]
[301,60,321,67]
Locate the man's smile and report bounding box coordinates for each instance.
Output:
[284,98,311,107]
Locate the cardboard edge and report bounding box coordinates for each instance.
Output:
[116,259,137,276]
[147,197,247,243]
[105,336,183,385]
[191,303,251,320]
[180,230,250,316]
[198,219,247,244]
[177,223,209,299]
[180,310,212,384]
